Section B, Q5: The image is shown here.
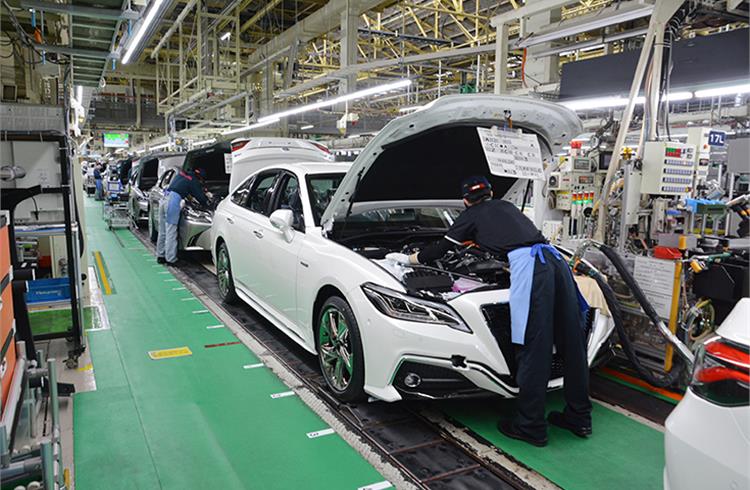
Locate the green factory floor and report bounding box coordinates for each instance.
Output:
[29,306,98,336]
[441,390,664,490]
[74,198,387,490]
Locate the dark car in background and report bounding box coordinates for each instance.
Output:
[147,141,231,250]
[128,152,186,227]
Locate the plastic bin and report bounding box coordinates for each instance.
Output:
[26,277,71,303]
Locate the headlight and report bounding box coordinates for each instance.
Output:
[185,208,212,223]
[361,283,471,333]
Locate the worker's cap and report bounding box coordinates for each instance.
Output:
[461,175,492,203]
[193,167,206,177]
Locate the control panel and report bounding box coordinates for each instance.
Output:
[549,171,597,210]
[640,141,696,196]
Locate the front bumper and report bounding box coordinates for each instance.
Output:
[352,287,574,402]
[179,212,214,251]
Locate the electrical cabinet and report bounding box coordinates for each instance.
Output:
[640,141,696,196]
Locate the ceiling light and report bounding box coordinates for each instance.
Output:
[76,85,83,103]
[694,84,750,98]
[220,32,231,41]
[221,118,279,136]
[150,142,170,151]
[194,138,216,146]
[664,91,693,102]
[258,79,412,124]
[122,0,167,64]
[561,91,694,111]
[300,124,314,130]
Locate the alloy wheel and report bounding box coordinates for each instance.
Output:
[318,306,353,391]
[217,246,231,298]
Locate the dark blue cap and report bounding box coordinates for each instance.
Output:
[461,175,492,202]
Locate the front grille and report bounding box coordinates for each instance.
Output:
[480,304,595,384]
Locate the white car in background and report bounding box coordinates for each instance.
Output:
[211,95,614,402]
[664,298,749,490]
[229,137,334,191]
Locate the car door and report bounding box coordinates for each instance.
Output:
[262,171,305,331]
[151,168,176,228]
[128,167,140,218]
[230,170,280,296]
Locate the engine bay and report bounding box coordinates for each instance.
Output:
[350,234,510,300]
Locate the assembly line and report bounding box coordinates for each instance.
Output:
[1,1,749,489]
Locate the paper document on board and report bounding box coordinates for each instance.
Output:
[476,127,545,180]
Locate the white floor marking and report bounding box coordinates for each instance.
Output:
[158,271,170,275]
[164,279,178,282]
[192,309,209,314]
[306,428,335,439]
[358,482,393,490]
[243,363,264,369]
[181,297,198,301]
[270,391,295,399]
[206,324,225,330]
[172,287,187,291]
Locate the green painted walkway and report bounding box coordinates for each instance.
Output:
[74,198,387,489]
[441,391,664,490]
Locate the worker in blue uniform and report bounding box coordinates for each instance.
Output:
[93,164,103,200]
[387,175,591,447]
[156,167,210,265]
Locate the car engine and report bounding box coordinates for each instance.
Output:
[354,239,510,299]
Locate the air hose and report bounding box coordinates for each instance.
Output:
[572,242,695,388]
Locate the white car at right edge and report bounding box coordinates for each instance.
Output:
[664,297,750,490]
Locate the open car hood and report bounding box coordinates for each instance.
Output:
[320,94,582,228]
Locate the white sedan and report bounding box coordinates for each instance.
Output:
[211,94,614,402]
[664,298,749,490]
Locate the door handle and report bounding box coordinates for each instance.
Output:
[226,216,235,224]
[253,230,264,239]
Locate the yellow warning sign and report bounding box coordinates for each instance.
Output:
[148,346,192,360]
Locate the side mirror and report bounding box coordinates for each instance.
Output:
[269,209,295,242]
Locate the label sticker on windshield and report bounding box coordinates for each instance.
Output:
[476,127,545,180]
[224,153,233,174]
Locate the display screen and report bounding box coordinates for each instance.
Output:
[103,132,130,148]
[665,147,682,158]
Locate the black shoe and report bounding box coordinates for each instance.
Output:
[548,411,592,438]
[166,260,181,267]
[497,420,548,447]
[156,257,166,264]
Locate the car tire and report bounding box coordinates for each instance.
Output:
[149,209,158,243]
[316,296,366,403]
[216,242,238,304]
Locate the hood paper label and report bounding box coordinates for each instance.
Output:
[476,127,545,180]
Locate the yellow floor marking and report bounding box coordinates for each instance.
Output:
[148,346,193,360]
[77,363,93,372]
[94,251,112,295]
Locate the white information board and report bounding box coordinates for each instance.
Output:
[633,256,676,319]
[224,153,233,174]
[476,127,545,180]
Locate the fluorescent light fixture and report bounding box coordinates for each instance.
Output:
[194,138,216,146]
[76,85,83,103]
[221,118,279,136]
[122,0,166,64]
[258,79,412,124]
[220,32,231,41]
[149,142,170,151]
[561,91,694,111]
[399,105,423,113]
[300,124,314,130]
[694,84,750,98]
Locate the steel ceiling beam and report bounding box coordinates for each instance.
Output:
[19,0,138,20]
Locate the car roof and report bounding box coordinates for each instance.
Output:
[268,161,350,175]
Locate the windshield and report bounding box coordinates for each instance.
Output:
[306,173,345,226]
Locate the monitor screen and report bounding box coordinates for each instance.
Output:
[103,132,130,148]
